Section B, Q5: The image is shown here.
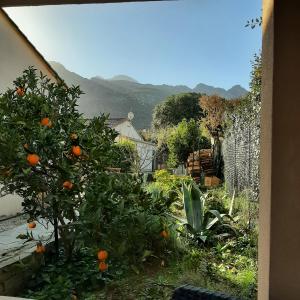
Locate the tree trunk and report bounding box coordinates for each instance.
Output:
[53,202,59,260]
[213,136,223,179]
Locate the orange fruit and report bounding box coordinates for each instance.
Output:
[98,261,108,272]
[27,153,40,166]
[40,117,52,127]
[28,222,36,229]
[16,87,25,97]
[97,250,108,261]
[36,243,46,253]
[63,180,73,190]
[160,230,169,239]
[72,146,81,156]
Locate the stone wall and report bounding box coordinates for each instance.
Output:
[0,220,53,296]
[0,252,43,296]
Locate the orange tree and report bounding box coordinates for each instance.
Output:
[0,67,118,259]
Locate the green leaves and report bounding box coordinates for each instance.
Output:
[245,17,262,29]
[182,182,236,244]
[166,118,210,168]
[78,172,175,266]
[0,67,121,259]
[182,182,205,233]
[24,247,105,300]
[182,183,193,227]
[152,92,203,129]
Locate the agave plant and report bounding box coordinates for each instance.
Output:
[181,182,236,244]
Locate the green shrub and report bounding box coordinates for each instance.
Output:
[180,182,237,245]
[204,187,259,232]
[3,69,179,299]
[78,173,177,265]
[24,173,179,299]
[205,187,229,213]
[145,169,192,205]
[24,248,106,300]
[0,67,118,259]
[221,189,259,231]
[113,139,138,172]
[166,118,210,168]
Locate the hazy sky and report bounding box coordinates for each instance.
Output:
[5,0,261,89]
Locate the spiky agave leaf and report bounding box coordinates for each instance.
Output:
[182,182,193,227]
[190,182,203,232]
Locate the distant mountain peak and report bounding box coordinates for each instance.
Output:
[49,61,248,129]
[193,82,247,99]
[92,75,104,80]
[227,84,247,94]
[108,75,138,83]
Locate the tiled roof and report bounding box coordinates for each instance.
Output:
[107,117,128,128]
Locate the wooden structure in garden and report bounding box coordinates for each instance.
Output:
[2,1,300,298]
[187,149,220,186]
[187,149,214,178]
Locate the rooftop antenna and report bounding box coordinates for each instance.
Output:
[128,112,134,121]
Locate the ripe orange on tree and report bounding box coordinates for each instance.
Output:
[16,87,25,97]
[27,153,40,166]
[28,221,36,229]
[40,117,52,127]
[63,180,73,190]
[160,230,169,239]
[72,145,81,156]
[97,250,108,261]
[36,242,46,254]
[98,261,108,272]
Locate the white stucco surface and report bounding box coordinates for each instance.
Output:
[0,10,58,216]
[114,120,156,172]
[0,10,55,92]
[114,120,142,141]
[136,141,155,172]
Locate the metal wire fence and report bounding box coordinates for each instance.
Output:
[222,105,260,201]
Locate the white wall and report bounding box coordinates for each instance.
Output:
[113,120,155,172]
[114,120,142,141]
[0,10,56,92]
[0,10,57,216]
[136,142,155,173]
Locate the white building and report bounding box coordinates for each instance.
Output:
[0,9,61,216]
[108,115,156,173]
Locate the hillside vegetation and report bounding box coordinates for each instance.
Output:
[50,62,247,129]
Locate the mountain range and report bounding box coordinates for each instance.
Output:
[50,62,248,129]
